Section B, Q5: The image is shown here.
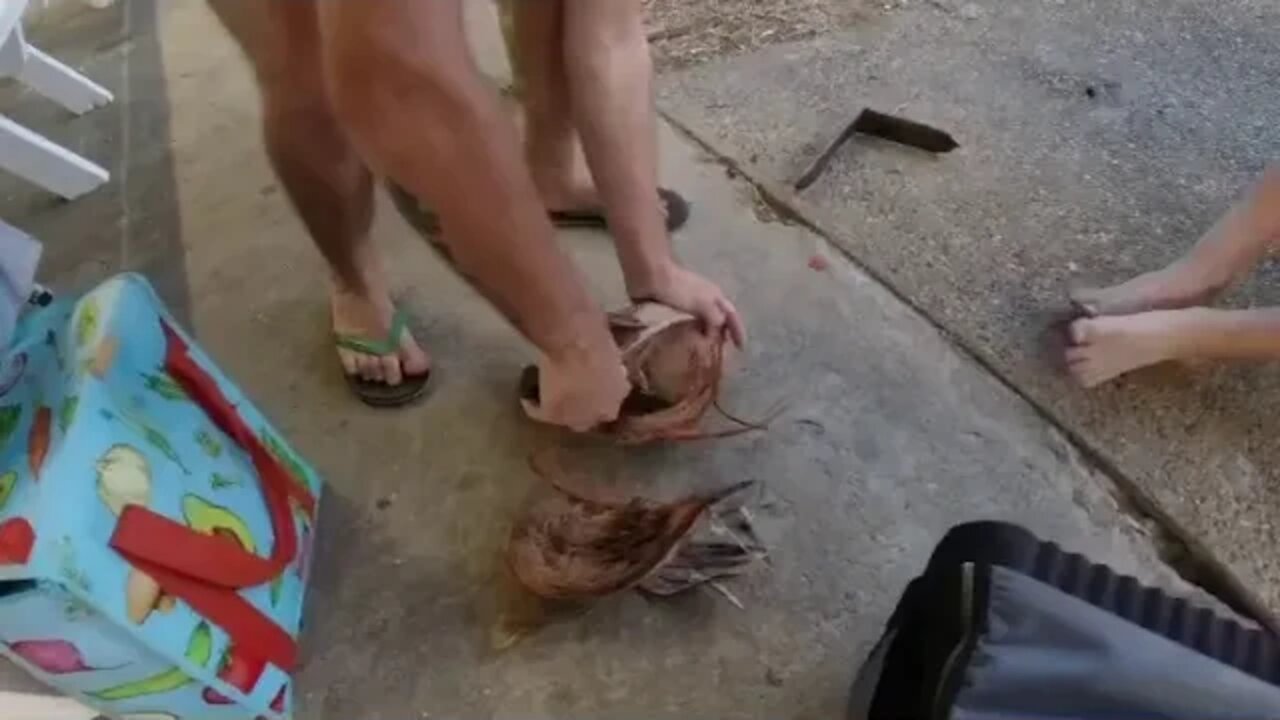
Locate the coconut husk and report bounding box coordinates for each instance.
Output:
[520,302,777,444]
[505,452,757,601]
[637,504,767,597]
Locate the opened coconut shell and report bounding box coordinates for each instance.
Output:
[520,302,771,444]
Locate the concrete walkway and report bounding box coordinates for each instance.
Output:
[0,2,1227,718]
[658,0,1280,618]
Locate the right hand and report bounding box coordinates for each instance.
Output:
[526,344,630,432]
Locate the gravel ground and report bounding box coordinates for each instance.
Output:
[646,0,873,71]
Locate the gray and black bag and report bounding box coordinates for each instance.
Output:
[849,521,1280,720]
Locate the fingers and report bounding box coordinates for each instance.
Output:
[699,295,746,349]
[719,296,746,348]
[526,358,629,432]
[699,299,728,340]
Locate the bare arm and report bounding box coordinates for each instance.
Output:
[320,1,606,355]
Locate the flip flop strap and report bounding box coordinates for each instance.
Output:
[334,310,406,356]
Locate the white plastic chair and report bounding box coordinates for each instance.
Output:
[0,0,112,200]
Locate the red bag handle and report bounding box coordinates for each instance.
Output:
[110,321,316,672]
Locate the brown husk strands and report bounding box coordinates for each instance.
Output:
[520,302,776,444]
[506,452,760,602]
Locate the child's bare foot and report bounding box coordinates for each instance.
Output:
[1065,309,1208,387]
[1070,262,1229,318]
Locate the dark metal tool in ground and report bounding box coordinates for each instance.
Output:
[794,108,959,190]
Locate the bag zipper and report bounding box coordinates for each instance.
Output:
[931,562,976,720]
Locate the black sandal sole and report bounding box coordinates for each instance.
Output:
[346,370,432,408]
[387,182,690,236]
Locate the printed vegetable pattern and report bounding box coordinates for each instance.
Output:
[28,405,51,481]
[0,405,21,447]
[100,409,190,475]
[0,470,15,511]
[202,645,265,705]
[196,429,223,458]
[75,299,99,349]
[96,445,152,517]
[270,575,283,607]
[0,282,317,720]
[210,472,241,491]
[90,622,212,701]
[56,535,92,595]
[88,336,118,379]
[183,495,256,553]
[58,395,78,433]
[8,639,126,675]
[143,372,188,402]
[0,517,34,565]
[126,569,166,626]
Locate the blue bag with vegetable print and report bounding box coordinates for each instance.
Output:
[0,274,322,720]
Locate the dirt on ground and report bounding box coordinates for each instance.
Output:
[645,0,872,71]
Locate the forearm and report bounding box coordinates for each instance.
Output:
[1183,307,1280,361]
[563,0,673,299]
[327,23,610,357]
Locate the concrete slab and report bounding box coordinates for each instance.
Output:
[659,0,1280,615]
[0,1,1240,717]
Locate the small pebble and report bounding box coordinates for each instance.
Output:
[766,667,785,686]
[808,255,831,272]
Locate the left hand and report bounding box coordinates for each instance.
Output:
[636,263,746,348]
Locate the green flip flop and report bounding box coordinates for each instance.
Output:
[335,309,431,408]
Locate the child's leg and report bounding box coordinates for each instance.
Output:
[1072,166,1280,316]
[1067,306,1280,387]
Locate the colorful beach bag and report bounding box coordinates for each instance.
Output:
[0,274,322,720]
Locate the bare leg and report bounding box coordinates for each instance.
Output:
[206,0,429,388]
[561,0,671,297]
[316,0,629,431]
[1068,306,1280,387]
[506,0,597,211]
[1072,167,1280,316]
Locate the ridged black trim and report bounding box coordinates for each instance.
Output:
[932,521,1280,686]
[854,522,1280,720]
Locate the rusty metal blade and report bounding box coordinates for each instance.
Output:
[794,108,959,191]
